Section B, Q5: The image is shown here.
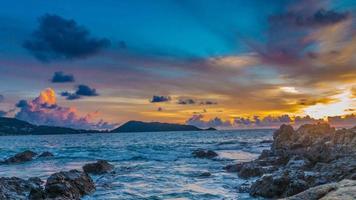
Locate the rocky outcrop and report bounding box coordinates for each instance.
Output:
[82,160,114,175]
[225,123,356,198]
[0,169,95,200]
[38,152,54,158]
[192,149,218,159]
[2,150,37,164]
[44,169,95,200]
[284,179,356,200]
[0,177,42,200]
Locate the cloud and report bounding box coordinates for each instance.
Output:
[60,91,81,100]
[186,113,355,129]
[186,114,231,129]
[178,98,195,105]
[327,114,356,128]
[150,95,171,103]
[75,84,98,96]
[200,100,218,105]
[51,71,75,83]
[15,88,116,130]
[269,8,350,28]
[23,14,110,62]
[0,94,4,102]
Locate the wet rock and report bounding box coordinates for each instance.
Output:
[243,124,356,198]
[199,172,211,177]
[192,149,218,159]
[38,151,54,158]
[45,169,95,200]
[82,160,114,175]
[286,156,311,170]
[224,163,243,173]
[250,170,309,198]
[284,179,356,200]
[0,177,42,200]
[238,162,264,179]
[2,150,37,164]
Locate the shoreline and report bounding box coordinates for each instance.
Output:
[224,123,356,199]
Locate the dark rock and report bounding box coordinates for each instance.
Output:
[29,188,46,200]
[199,172,211,177]
[0,176,42,200]
[192,149,218,159]
[3,150,37,164]
[224,163,243,173]
[82,160,114,174]
[45,169,95,200]
[238,162,264,179]
[38,151,54,158]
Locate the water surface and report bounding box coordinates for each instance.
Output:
[0,130,273,200]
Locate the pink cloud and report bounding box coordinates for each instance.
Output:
[15,88,117,130]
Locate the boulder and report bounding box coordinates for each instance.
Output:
[192,149,218,159]
[238,162,264,179]
[0,177,42,200]
[82,160,114,175]
[38,152,54,158]
[284,179,356,200]
[199,172,211,177]
[250,170,309,198]
[45,169,95,200]
[3,150,37,164]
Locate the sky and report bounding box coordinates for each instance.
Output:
[0,0,355,129]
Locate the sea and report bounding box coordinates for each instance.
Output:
[0,130,273,200]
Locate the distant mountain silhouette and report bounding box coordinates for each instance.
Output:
[111,120,216,133]
[0,117,216,135]
[0,117,102,135]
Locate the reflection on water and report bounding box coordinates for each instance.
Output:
[0,129,273,199]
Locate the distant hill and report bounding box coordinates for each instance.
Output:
[0,117,216,135]
[0,117,102,135]
[111,120,215,133]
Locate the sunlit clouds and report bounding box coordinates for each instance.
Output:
[0,0,354,129]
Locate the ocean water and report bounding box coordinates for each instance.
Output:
[0,130,273,200]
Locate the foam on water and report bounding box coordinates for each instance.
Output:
[0,130,273,199]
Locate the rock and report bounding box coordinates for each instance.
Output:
[244,124,356,198]
[272,124,294,151]
[38,152,54,158]
[192,149,218,159]
[82,160,114,175]
[45,169,95,200]
[250,169,309,198]
[286,156,311,170]
[238,162,264,179]
[0,177,42,200]
[29,187,46,200]
[199,172,211,177]
[284,179,356,200]
[2,150,37,164]
[224,163,243,173]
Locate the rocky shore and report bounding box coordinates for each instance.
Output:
[0,152,114,200]
[225,123,356,199]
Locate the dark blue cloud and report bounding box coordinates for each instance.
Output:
[61,91,81,100]
[200,100,217,105]
[75,85,98,96]
[51,71,75,83]
[23,14,110,62]
[178,99,195,105]
[16,100,29,108]
[150,95,171,103]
